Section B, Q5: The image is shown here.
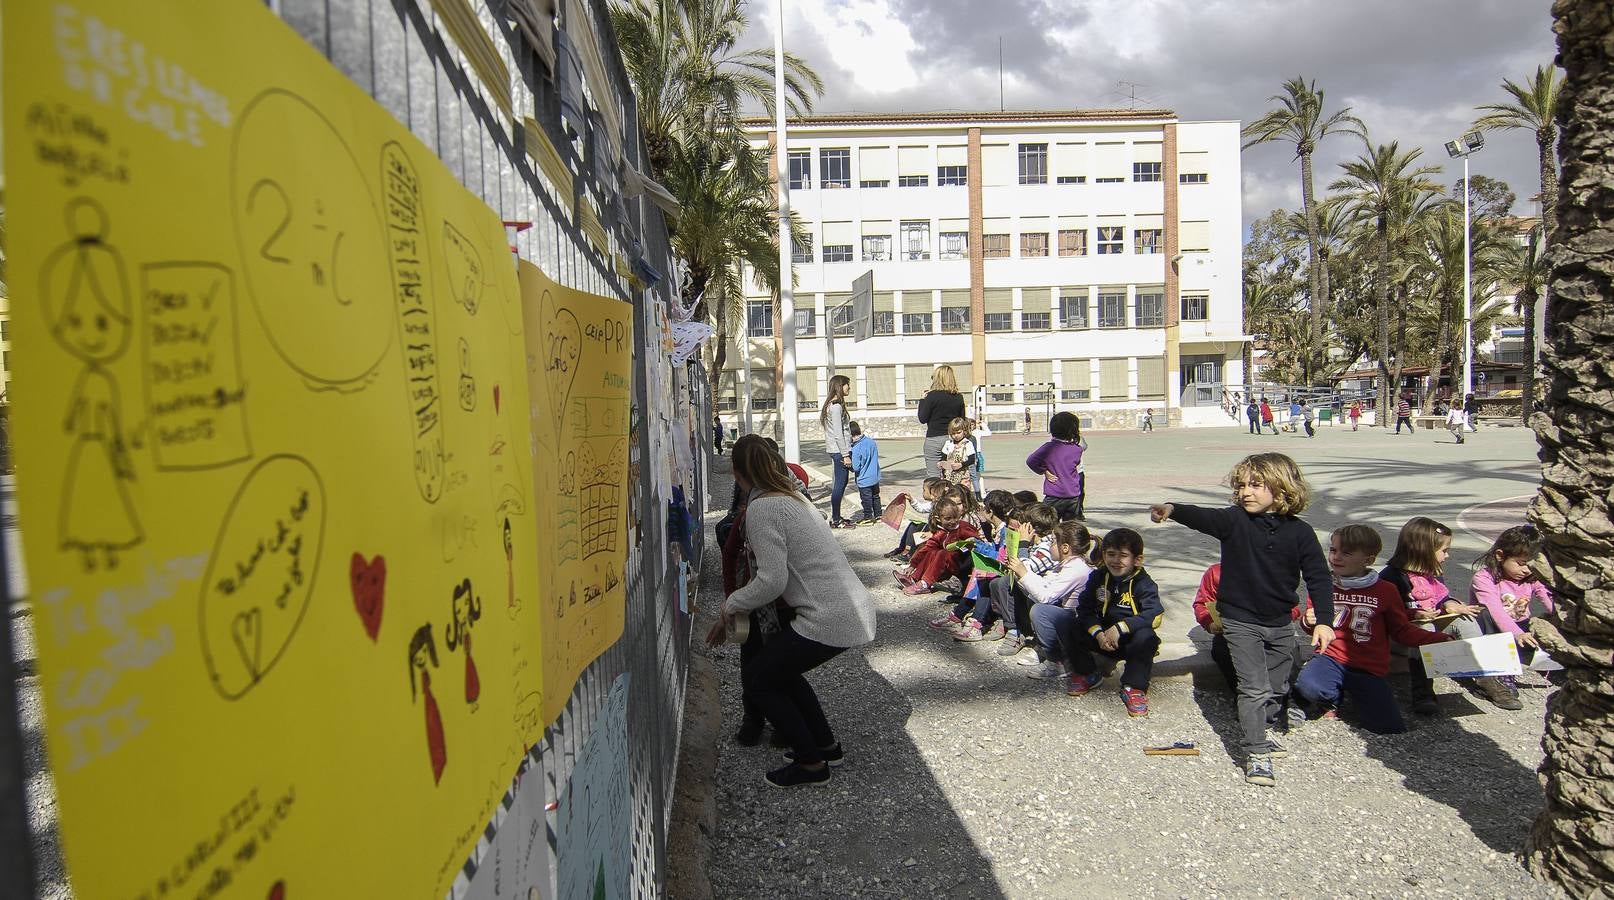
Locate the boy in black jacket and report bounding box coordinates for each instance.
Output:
[1150,452,1335,787]
[1065,528,1164,717]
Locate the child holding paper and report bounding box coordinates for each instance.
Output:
[934,492,1018,641]
[896,497,978,596]
[1471,524,1556,704]
[1292,525,1452,733]
[884,477,946,561]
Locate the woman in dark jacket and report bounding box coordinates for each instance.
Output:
[916,365,966,479]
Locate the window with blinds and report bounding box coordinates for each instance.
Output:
[898,146,930,186]
[751,368,778,410]
[823,222,855,262]
[1137,357,1166,401]
[984,289,1014,332]
[1181,220,1212,252]
[718,369,738,410]
[950,363,974,396]
[1061,359,1091,401]
[1054,143,1087,184]
[862,220,893,261]
[859,146,893,187]
[1020,287,1052,331]
[987,361,1015,401]
[904,364,933,405]
[1099,358,1129,401]
[937,145,968,185]
[981,144,1012,186]
[938,218,969,259]
[1093,142,1128,182]
[797,367,819,409]
[901,290,933,335]
[1132,141,1163,182]
[1059,288,1089,329]
[940,290,971,333]
[1024,360,1053,400]
[865,366,897,406]
[1178,150,1209,184]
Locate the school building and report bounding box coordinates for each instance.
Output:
[716,109,1248,437]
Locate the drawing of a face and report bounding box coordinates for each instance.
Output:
[49,200,131,364]
[231,89,392,386]
[408,624,439,699]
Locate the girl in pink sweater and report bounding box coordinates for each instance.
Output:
[1470,525,1555,714]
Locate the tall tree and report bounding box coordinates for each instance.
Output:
[1244,78,1363,382]
[1494,225,1547,424]
[1525,3,1614,891]
[1451,173,1517,221]
[1331,139,1442,422]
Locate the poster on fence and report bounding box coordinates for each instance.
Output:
[520,261,632,721]
[555,673,631,900]
[2,1,551,897]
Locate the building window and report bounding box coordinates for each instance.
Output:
[787,150,811,190]
[984,312,1013,332]
[1098,291,1127,328]
[1059,291,1088,329]
[900,221,931,260]
[862,234,892,261]
[860,179,889,189]
[872,310,895,335]
[717,395,737,411]
[1061,388,1091,401]
[1133,162,1162,182]
[1022,311,1051,331]
[1095,176,1125,183]
[830,304,856,336]
[1018,143,1048,184]
[1097,226,1124,254]
[753,396,778,411]
[1134,229,1163,255]
[982,234,1010,259]
[1059,229,1087,256]
[941,307,970,333]
[820,148,851,188]
[1181,293,1209,321]
[792,235,814,264]
[939,231,969,260]
[1137,291,1165,327]
[902,312,934,334]
[898,174,929,187]
[1180,172,1208,184]
[794,309,816,337]
[937,165,968,186]
[747,300,773,337]
[1020,232,1049,257]
[1056,175,1086,184]
[824,244,854,263]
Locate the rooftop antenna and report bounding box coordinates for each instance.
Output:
[1114,80,1148,109]
[998,37,1004,111]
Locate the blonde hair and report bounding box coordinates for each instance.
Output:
[947,416,969,436]
[818,373,851,428]
[730,435,807,501]
[930,365,960,394]
[1228,452,1311,515]
[1388,516,1453,576]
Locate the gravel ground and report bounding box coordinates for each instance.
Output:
[700,445,1561,900]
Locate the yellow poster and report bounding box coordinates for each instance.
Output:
[520,261,632,718]
[3,2,547,897]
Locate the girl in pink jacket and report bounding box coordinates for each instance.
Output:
[1470,526,1555,707]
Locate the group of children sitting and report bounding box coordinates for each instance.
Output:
[878,447,1555,787]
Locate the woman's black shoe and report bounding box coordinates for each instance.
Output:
[764,762,831,787]
[782,742,844,767]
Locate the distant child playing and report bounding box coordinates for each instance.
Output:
[848,421,882,524]
[1062,528,1163,717]
[1292,525,1452,733]
[1026,411,1085,522]
[1151,452,1335,786]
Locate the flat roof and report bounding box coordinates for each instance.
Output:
[740,108,1177,128]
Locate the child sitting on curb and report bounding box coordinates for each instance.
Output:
[896,497,978,596]
[885,477,946,562]
[931,491,1019,640]
[1063,528,1164,717]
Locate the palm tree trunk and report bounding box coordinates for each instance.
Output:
[709,300,730,403]
[1391,282,1408,407]
[1374,214,1393,425]
[1519,284,1538,425]
[1537,131,1558,325]
[1525,3,1614,892]
[1300,150,1327,383]
[1429,288,1453,413]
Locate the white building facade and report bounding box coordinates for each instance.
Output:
[719,110,1247,438]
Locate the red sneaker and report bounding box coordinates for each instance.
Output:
[1065,672,1103,696]
[1120,686,1149,717]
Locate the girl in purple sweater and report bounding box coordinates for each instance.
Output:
[1025,411,1086,521]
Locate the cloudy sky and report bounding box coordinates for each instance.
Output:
[742,0,1557,231]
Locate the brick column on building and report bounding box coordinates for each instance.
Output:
[1162,122,1182,424]
[967,127,986,395]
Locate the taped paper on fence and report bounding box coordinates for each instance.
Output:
[1418,633,1524,679]
[2,2,545,897]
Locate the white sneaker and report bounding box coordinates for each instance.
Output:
[1026,660,1066,679]
[1016,649,1046,667]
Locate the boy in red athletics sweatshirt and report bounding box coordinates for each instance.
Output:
[1292,524,1452,734]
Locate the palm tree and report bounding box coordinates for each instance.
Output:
[610,0,822,178]
[1474,65,1561,249]
[1406,204,1511,408]
[1524,6,1613,892]
[1493,225,1546,423]
[1244,78,1363,381]
[1331,138,1442,420]
[1241,273,1294,390]
[1276,199,1352,380]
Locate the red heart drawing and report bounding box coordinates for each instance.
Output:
[493,383,502,414]
[350,553,386,641]
[268,881,286,900]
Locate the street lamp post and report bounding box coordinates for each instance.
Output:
[773,0,799,460]
[1445,131,1486,405]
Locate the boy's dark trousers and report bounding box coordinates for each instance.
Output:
[1068,625,1160,690]
[1048,496,1084,522]
[1221,618,1297,756]
[1211,627,1309,728]
[857,485,882,521]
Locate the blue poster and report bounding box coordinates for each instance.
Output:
[555,673,630,900]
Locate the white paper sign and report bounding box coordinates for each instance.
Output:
[1419,633,1524,678]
